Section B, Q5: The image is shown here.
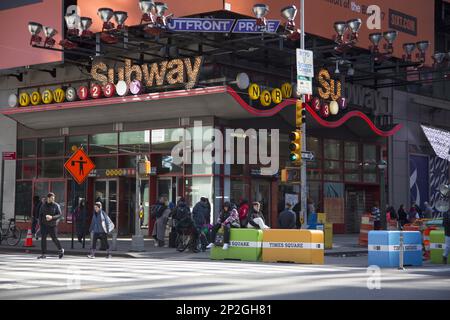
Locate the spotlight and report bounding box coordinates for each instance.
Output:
[334,61,340,75]
[334,21,347,43]
[114,11,128,30]
[347,65,355,77]
[383,30,398,44]
[64,14,80,36]
[139,0,156,24]
[402,43,416,61]
[280,5,300,41]
[416,40,430,63]
[98,8,115,31]
[253,4,269,29]
[432,52,446,67]
[43,26,57,48]
[79,17,93,38]
[28,21,42,45]
[369,32,383,52]
[154,2,172,28]
[347,18,361,42]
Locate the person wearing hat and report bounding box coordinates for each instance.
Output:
[247,202,269,229]
[278,202,296,229]
[37,193,64,259]
[206,201,240,250]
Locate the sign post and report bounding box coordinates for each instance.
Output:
[0,152,16,227]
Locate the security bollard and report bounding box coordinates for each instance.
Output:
[111,230,118,251]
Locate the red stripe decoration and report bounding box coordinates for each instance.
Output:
[226,86,402,137]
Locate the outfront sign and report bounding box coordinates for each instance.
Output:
[167,18,235,33]
[232,19,280,33]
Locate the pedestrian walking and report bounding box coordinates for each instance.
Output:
[443,211,449,264]
[151,197,171,247]
[397,204,408,229]
[74,198,87,243]
[87,202,114,259]
[37,193,64,259]
[371,203,381,230]
[31,196,42,237]
[278,203,297,229]
[206,202,240,250]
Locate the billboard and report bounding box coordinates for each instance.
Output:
[226,0,435,65]
[0,0,63,70]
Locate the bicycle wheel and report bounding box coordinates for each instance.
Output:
[176,233,190,252]
[7,227,22,246]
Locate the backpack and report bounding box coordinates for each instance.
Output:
[173,205,190,221]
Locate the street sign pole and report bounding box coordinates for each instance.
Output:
[300,0,307,228]
[131,154,145,252]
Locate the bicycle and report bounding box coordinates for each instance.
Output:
[0,217,22,246]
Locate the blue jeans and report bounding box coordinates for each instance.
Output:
[444,236,450,258]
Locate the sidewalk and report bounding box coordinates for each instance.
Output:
[0,234,367,259]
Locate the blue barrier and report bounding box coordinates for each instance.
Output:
[368,231,422,268]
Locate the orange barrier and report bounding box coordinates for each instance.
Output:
[359,213,373,246]
[422,227,438,260]
[403,224,420,232]
[24,229,33,247]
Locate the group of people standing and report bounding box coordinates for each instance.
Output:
[371,202,438,230]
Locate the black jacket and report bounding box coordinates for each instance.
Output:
[192,201,209,227]
[39,202,62,227]
[398,208,407,222]
[33,201,42,220]
[444,212,450,237]
[247,210,265,229]
[278,209,296,229]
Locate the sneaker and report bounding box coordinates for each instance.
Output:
[222,243,229,250]
[206,243,214,249]
[106,254,112,259]
[37,255,46,259]
[58,248,64,259]
[87,254,95,259]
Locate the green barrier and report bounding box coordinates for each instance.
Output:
[210,229,263,262]
[430,230,447,264]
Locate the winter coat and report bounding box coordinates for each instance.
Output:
[89,210,111,234]
[247,210,266,229]
[39,202,62,227]
[398,208,407,223]
[371,207,381,222]
[192,201,209,227]
[238,203,249,223]
[278,209,296,229]
[408,208,419,222]
[217,209,240,228]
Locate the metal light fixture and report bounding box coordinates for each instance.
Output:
[383,30,398,54]
[64,14,80,36]
[79,17,93,38]
[369,32,383,49]
[139,0,156,24]
[253,4,269,29]
[154,2,172,28]
[347,64,355,77]
[42,26,57,48]
[402,43,416,61]
[416,40,430,63]
[334,60,340,75]
[432,52,446,67]
[114,11,128,30]
[334,21,348,43]
[28,22,43,45]
[347,18,361,42]
[280,5,300,41]
[334,19,360,53]
[369,31,397,63]
[98,7,115,31]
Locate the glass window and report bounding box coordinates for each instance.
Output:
[307,159,322,180]
[344,142,359,161]
[324,160,342,181]
[15,181,32,218]
[230,178,249,205]
[22,160,36,179]
[34,181,49,200]
[308,181,322,213]
[307,137,322,159]
[91,156,117,170]
[40,137,64,157]
[118,155,137,168]
[184,177,213,210]
[344,162,361,182]
[151,128,184,152]
[16,160,22,179]
[51,181,66,216]
[324,139,341,160]
[119,130,150,154]
[363,145,377,162]
[363,163,377,183]
[18,139,37,158]
[39,159,63,178]
[89,133,118,155]
[67,136,88,155]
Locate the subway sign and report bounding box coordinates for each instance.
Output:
[11,56,203,108]
[248,83,293,107]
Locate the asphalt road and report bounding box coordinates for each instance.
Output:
[0,253,449,300]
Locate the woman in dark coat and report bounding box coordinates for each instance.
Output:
[74,198,87,243]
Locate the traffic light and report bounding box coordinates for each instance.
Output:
[296,99,306,128]
[289,130,302,163]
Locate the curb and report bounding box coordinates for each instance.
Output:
[0,246,135,258]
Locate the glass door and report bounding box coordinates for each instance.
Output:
[157,177,172,203]
[251,179,271,225]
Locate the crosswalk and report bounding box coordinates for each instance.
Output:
[0,253,449,299]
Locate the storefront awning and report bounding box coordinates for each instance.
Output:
[1,86,267,130]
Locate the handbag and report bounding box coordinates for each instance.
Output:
[102,212,115,234]
[214,227,225,247]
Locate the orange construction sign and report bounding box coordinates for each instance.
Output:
[64,148,95,185]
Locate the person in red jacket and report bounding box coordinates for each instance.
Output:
[238,199,249,228]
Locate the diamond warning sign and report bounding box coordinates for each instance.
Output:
[64,148,95,185]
